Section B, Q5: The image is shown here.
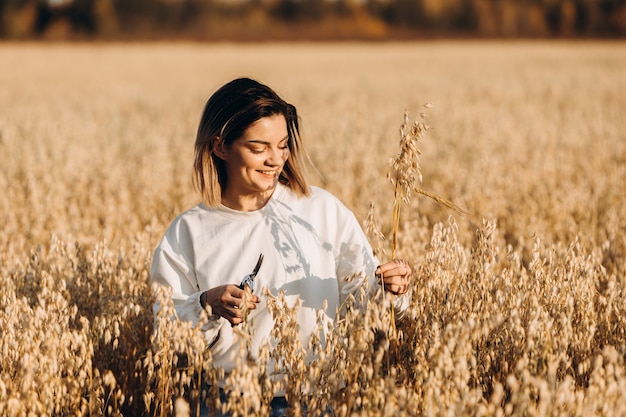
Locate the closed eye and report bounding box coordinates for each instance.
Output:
[246,137,289,154]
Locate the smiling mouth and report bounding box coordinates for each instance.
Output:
[259,170,278,177]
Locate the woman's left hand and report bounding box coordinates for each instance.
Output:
[377,259,412,296]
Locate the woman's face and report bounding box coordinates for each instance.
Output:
[219,114,290,210]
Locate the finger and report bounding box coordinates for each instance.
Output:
[233,300,260,312]
[383,275,410,294]
[232,288,261,303]
[379,265,412,280]
[384,282,409,295]
[382,277,409,295]
[378,261,412,295]
[229,301,258,311]
[228,304,254,326]
[382,273,407,284]
[225,305,244,326]
[227,293,260,325]
[378,259,410,274]
[230,316,245,326]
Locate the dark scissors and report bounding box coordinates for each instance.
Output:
[239,253,263,292]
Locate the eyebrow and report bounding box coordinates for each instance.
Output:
[245,135,289,145]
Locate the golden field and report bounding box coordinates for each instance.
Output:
[1,41,625,416]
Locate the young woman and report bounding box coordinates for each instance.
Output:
[151,77,412,415]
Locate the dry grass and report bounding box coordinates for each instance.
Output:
[1,41,625,416]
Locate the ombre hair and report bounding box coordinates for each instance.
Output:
[193,78,311,207]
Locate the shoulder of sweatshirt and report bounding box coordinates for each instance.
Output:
[284,185,349,211]
[159,202,217,239]
[276,186,361,237]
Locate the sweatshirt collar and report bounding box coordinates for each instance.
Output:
[210,184,287,221]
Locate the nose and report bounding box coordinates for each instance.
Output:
[267,146,287,166]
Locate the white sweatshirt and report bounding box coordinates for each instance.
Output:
[151,184,408,389]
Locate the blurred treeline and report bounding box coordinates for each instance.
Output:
[1,0,625,40]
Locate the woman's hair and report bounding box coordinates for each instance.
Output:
[193,77,311,207]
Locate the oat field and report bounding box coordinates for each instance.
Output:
[1,41,625,416]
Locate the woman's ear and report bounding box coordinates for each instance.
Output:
[213,137,226,160]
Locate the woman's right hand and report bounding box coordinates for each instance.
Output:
[201,285,260,326]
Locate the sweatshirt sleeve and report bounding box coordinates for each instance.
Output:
[334,206,410,316]
[150,218,224,342]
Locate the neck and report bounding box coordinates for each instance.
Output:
[221,190,274,212]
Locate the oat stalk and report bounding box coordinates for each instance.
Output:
[384,108,429,341]
[388,105,472,257]
[414,187,472,219]
[387,106,430,260]
[365,201,386,261]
